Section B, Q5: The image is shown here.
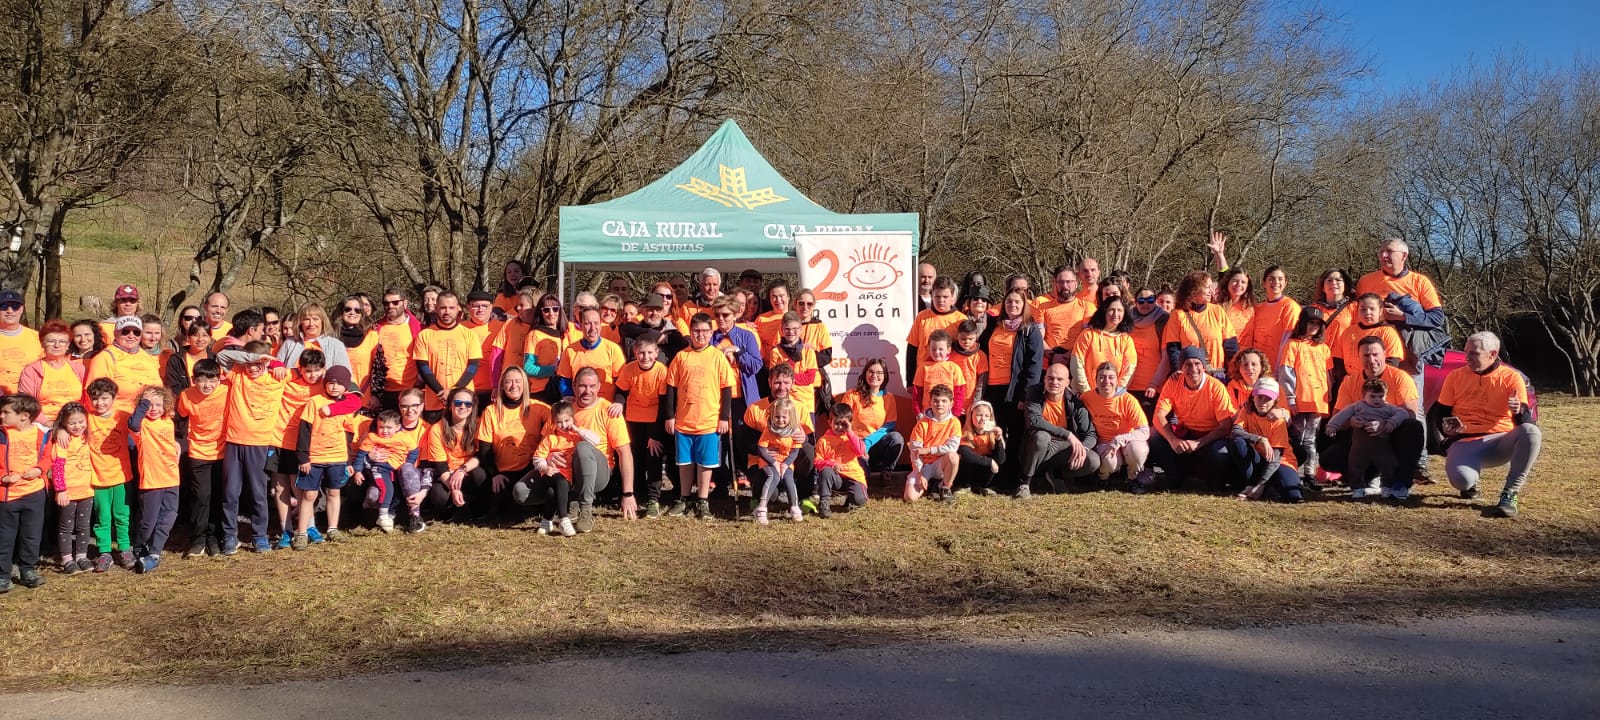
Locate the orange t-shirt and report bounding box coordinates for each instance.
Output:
[1155,374,1236,433]
[0,327,41,393]
[1162,305,1236,371]
[86,412,132,487]
[1280,339,1332,415]
[906,309,966,350]
[742,398,814,468]
[666,345,735,434]
[345,332,381,390]
[522,327,567,394]
[87,347,161,415]
[558,338,627,400]
[533,429,579,480]
[814,430,866,485]
[1437,363,1528,436]
[836,390,895,437]
[132,416,180,490]
[2,425,45,499]
[801,320,832,355]
[574,400,631,467]
[1129,318,1165,392]
[463,319,501,393]
[767,344,820,420]
[414,324,484,411]
[1235,407,1297,468]
[1039,297,1094,351]
[1078,390,1148,444]
[1317,302,1356,355]
[615,361,668,423]
[757,427,804,466]
[1223,301,1253,339]
[475,399,549,473]
[962,428,1002,457]
[31,359,85,425]
[492,318,534,380]
[357,429,417,470]
[986,325,1017,386]
[909,413,962,461]
[222,368,288,447]
[1339,323,1405,370]
[276,376,323,450]
[297,395,359,465]
[951,349,987,406]
[1239,296,1302,368]
[421,422,475,470]
[372,319,418,392]
[912,359,967,412]
[1334,365,1418,412]
[754,311,786,356]
[45,434,94,501]
[1356,269,1442,311]
[1073,328,1136,386]
[178,384,229,461]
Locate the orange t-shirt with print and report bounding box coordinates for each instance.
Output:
[667,345,735,435]
[1078,390,1148,444]
[909,413,962,461]
[178,384,229,461]
[132,416,180,490]
[1437,363,1528,436]
[1280,339,1332,415]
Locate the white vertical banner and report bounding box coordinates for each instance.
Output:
[795,230,916,400]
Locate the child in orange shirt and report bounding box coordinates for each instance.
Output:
[48,402,94,574]
[614,336,669,516]
[351,410,420,533]
[813,403,868,517]
[85,377,135,571]
[952,320,988,411]
[293,366,363,549]
[128,385,180,572]
[0,394,48,591]
[753,398,804,526]
[1232,378,1303,503]
[178,359,228,558]
[956,400,1006,495]
[907,384,961,503]
[911,331,968,417]
[768,313,820,425]
[521,401,599,537]
[1277,307,1332,481]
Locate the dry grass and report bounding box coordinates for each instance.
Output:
[2,399,1597,691]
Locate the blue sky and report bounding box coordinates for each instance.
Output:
[1328,0,1599,94]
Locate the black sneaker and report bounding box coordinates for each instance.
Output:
[185,538,208,559]
[818,500,833,519]
[695,498,712,520]
[0,578,11,594]
[1460,485,1481,500]
[406,514,426,533]
[667,499,690,517]
[17,569,45,589]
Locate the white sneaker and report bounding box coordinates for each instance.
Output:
[537,519,551,536]
[789,506,804,522]
[559,517,576,537]
[377,512,394,533]
[754,506,769,526]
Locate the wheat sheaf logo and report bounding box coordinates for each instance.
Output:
[676,165,788,210]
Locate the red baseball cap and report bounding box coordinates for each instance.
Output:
[114,284,140,301]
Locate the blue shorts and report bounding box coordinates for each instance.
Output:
[296,463,350,492]
[675,432,721,468]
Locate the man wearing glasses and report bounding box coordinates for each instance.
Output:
[87,315,162,415]
[373,288,422,411]
[0,289,40,393]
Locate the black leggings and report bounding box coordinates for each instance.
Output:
[628,421,668,504]
[57,497,92,559]
[532,473,571,520]
[424,463,490,514]
[187,458,222,541]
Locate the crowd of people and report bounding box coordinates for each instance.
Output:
[0,235,1544,594]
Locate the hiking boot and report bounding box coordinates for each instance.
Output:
[274,532,293,550]
[306,527,326,544]
[17,569,45,588]
[406,514,426,534]
[1491,491,1519,518]
[1460,485,1481,500]
[817,500,833,519]
[754,506,769,526]
[136,554,161,574]
[645,501,661,519]
[695,498,712,520]
[1414,465,1435,485]
[324,528,348,543]
[558,517,576,537]
[575,503,595,533]
[537,519,552,536]
[290,532,309,551]
[185,538,208,559]
[667,499,690,517]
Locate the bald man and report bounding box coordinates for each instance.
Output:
[918,262,937,312]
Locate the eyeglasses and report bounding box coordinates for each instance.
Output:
[119,327,142,336]
[715,312,735,318]
[451,400,474,408]
[399,403,422,411]
[180,314,201,322]
[795,301,814,307]
[1135,297,1156,304]
[342,307,362,314]
[658,293,673,300]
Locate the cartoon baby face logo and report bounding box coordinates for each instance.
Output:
[843,243,902,290]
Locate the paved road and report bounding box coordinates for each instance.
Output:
[9,610,1597,719]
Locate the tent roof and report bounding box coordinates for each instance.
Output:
[558,120,918,270]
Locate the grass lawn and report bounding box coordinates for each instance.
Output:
[2,399,1596,692]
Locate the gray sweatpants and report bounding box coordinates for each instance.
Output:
[572,441,611,506]
[1445,424,1542,496]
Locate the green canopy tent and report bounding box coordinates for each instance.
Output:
[557,119,920,294]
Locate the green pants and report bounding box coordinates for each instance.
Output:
[93,484,131,553]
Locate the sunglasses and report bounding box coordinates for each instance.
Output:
[119,327,142,336]
[540,306,562,313]
[658,293,673,300]
[451,400,474,408]
[1135,297,1156,304]
[385,299,405,306]
[180,314,201,322]
[399,403,423,411]
[342,306,362,313]
[795,301,814,307]
[0,303,21,311]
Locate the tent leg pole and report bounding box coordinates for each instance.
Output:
[557,263,565,303]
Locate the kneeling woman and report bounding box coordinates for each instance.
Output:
[1079,362,1150,484]
[1232,378,1304,503]
[422,387,488,519]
